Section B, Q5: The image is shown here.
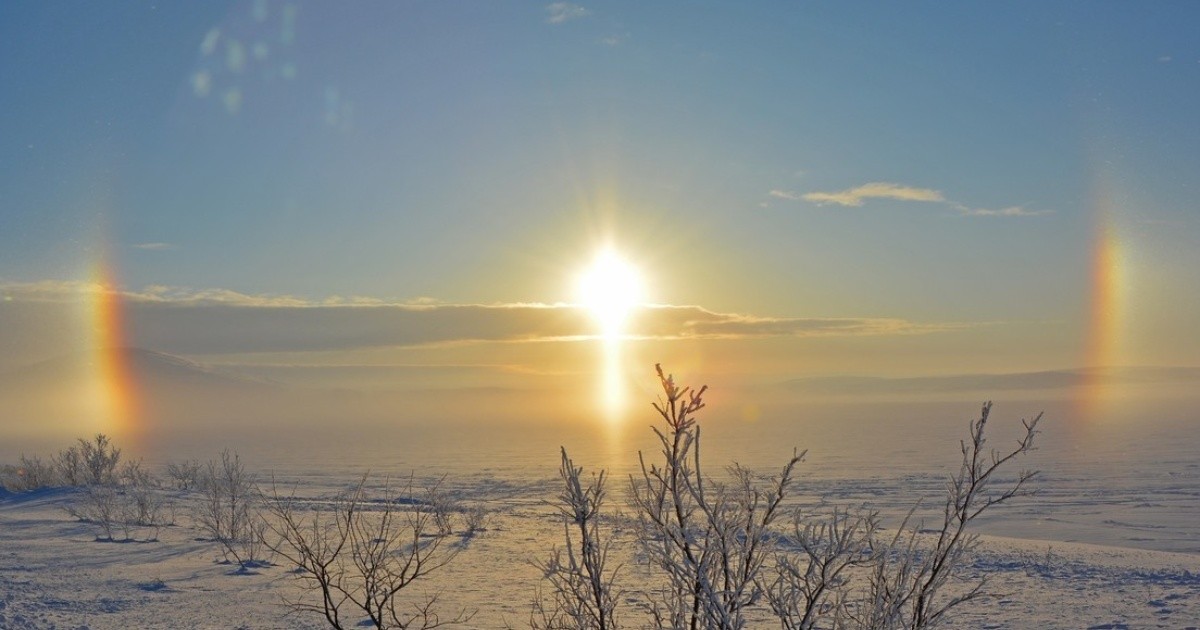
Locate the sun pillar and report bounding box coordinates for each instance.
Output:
[85,256,143,449]
[576,248,643,428]
[1077,181,1128,423]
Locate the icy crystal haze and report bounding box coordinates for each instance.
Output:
[2,2,1200,628]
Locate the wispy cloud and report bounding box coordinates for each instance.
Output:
[2,280,330,307]
[954,205,1051,217]
[771,181,1050,218]
[663,310,962,339]
[0,282,964,357]
[600,32,629,46]
[546,2,588,24]
[801,182,945,207]
[131,242,175,251]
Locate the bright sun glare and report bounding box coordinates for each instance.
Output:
[577,250,644,336]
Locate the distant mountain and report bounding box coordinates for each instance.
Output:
[0,347,282,396]
[0,348,304,446]
[777,366,1200,396]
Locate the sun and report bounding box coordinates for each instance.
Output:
[577,249,644,336]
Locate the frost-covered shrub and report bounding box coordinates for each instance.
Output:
[52,445,84,486]
[531,449,621,630]
[1,454,61,491]
[80,434,122,485]
[165,459,202,490]
[120,468,171,541]
[428,481,460,536]
[463,502,491,537]
[66,458,172,542]
[2,435,123,491]
[195,450,268,569]
[537,365,1040,630]
[264,475,472,629]
[54,434,121,486]
[68,485,122,540]
[119,459,157,488]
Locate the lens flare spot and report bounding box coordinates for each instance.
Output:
[226,40,247,73]
[200,28,220,56]
[191,71,212,97]
[223,88,243,114]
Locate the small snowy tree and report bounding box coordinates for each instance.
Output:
[7,454,59,491]
[532,448,621,630]
[265,474,472,630]
[166,459,202,490]
[763,507,880,629]
[835,402,1040,630]
[52,445,84,486]
[65,451,172,542]
[68,485,121,540]
[195,450,268,569]
[427,480,460,537]
[80,434,122,485]
[630,365,801,630]
[537,365,1040,630]
[53,434,122,486]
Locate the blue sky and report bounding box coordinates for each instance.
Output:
[2,2,1199,379]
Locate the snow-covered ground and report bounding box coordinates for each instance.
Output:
[1,479,1198,629]
[2,397,1199,628]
